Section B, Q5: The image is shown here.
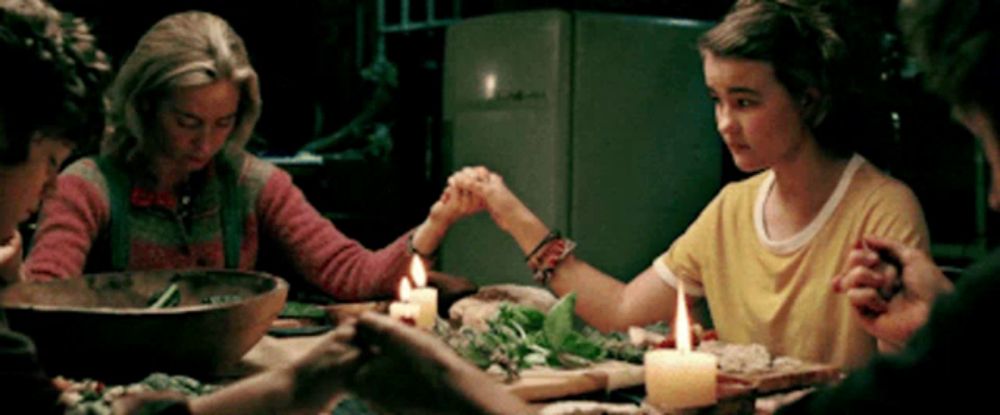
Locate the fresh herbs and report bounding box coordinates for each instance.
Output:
[146,283,181,309]
[444,293,645,380]
[201,294,244,305]
[279,301,329,320]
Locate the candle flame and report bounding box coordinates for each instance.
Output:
[675,280,691,353]
[399,278,412,302]
[410,255,427,287]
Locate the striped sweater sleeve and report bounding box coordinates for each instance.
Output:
[25,160,109,280]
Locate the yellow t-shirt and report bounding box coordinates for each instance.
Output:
[654,155,928,369]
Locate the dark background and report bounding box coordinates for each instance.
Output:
[49,0,991,270]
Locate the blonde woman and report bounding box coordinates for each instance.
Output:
[25,11,479,300]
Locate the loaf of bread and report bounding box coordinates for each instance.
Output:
[448,284,557,331]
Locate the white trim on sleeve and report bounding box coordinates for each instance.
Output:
[652,258,705,297]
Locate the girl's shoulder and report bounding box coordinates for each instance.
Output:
[850,160,917,199]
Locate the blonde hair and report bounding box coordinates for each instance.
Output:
[102,11,261,160]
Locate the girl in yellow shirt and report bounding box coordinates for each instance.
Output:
[451,0,928,369]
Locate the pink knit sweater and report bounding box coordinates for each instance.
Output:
[25,153,409,301]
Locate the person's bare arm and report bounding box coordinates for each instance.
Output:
[451,167,688,332]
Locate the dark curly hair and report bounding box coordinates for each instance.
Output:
[900,0,1000,124]
[0,0,110,165]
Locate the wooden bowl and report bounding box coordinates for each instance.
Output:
[0,269,287,381]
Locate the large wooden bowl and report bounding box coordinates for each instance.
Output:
[0,269,288,381]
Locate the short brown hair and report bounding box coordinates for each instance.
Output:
[699,0,850,155]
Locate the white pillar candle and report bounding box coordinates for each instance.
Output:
[408,255,437,330]
[388,278,420,326]
[410,287,438,330]
[388,301,420,325]
[645,349,717,409]
[645,280,717,410]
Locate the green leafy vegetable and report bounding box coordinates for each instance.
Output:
[147,283,181,309]
[442,292,645,380]
[543,293,575,352]
[201,294,244,305]
[280,301,328,320]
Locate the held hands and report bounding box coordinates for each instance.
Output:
[347,312,530,415]
[411,175,488,257]
[832,236,954,352]
[273,323,363,414]
[428,182,485,229]
[184,314,529,415]
[447,166,526,233]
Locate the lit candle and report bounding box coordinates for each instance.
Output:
[388,278,419,326]
[408,255,438,330]
[645,281,717,410]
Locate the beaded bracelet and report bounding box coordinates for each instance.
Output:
[525,230,561,262]
[531,237,577,286]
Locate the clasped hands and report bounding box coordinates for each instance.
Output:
[832,236,954,352]
[431,166,523,233]
[274,312,529,415]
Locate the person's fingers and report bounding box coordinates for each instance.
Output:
[328,319,357,342]
[835,266,884,293]
[862,236,914,265]
[847,287,888,315]
[356,312,447,360]
[831,272,845,292]
[845,247,880,269]
[327,343,362,367]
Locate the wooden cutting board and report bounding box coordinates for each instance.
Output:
[502,360,645,402]
[718,362,843,394]
[503,360,842,402]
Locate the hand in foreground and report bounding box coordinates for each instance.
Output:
[348,312,532,415]
[187,323,361,415]
[832,236,953,352]
[0,229,25,284]
[447,166,525,233]
[282,322,363,412]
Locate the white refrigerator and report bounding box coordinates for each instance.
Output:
[441,10,722,285]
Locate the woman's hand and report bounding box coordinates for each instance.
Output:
[833,236,953,352]
[427,183,485,230]
[447,166,525,233]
